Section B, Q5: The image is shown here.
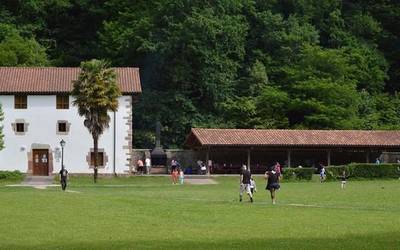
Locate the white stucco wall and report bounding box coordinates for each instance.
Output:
[0,95,132,174]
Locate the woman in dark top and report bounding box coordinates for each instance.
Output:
[265,168,280,205]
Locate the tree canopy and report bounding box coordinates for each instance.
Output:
[1,0,400,148]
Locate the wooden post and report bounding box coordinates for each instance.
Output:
[366,151,370,163]
[327,150,331,166]
[247,149,251,172]
[287,150,291,167]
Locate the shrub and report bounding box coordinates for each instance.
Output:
[326,163,400,180]
[0,170,23,180]
[282,168,314,181]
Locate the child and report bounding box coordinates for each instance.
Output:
[397,167,400,180]
[179,168,184,185]
[340,170,347,189]
[172,168,179,184]
[250,177,257,195]
[320,166,326,183]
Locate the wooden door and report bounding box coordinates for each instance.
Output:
[32,149,49,176]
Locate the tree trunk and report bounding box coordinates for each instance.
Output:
[93,134,99,183]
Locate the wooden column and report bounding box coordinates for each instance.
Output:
[287,150,291,167]
[247,149,251,172]
[366,150,370,163]
[327,150,331,166]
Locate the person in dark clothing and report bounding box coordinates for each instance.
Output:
[265,167,280,204]
[59,168,68,191]
[239,165,253,203]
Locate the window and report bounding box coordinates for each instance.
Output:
[86,150,108,168]
[90,152,104,166]
[14,95,27,109]
[56,120,70,135]
[56,95,69,109]
[12,119,29,135]
[16,123,25,132]
[58,122,67,132]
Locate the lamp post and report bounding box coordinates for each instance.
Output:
[60,139,66,171]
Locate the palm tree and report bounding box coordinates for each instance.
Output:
[72,59,121,183]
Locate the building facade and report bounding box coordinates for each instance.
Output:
[0,67,141,175]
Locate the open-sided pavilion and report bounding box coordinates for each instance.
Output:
[184,128,400,174]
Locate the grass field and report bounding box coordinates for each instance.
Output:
[0,176,399,249]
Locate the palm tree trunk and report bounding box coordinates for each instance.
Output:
[93,134,99,183]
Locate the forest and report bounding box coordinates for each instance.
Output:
[0,0,399,148]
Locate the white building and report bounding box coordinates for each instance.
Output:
[0,67,141,175]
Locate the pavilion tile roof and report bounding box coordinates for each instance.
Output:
[185,128,400,148]
[0,67,141,94]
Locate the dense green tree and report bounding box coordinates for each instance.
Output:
[101,1,249,147]
[0,24,48,66]
[72,59,121,182]
[0,0,106,65]
[1,0,400,147]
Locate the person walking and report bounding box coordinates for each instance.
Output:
[340,170,348,189]
[171,159,179,184]
[239,165,253,203]
[274,161,282,179]
[250,177,257,195]
[137,159,144,175]
[59,168,68,191]
[265,167,280,205]
[179,168,184,185]
[145,157,151,175]
[320,165,326,183]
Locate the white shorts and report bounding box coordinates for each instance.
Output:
[240,184,252,197]
[341,181,346,184]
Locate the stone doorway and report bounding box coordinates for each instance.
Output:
[32,149,49,176]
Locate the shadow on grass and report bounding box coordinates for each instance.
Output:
[2,232,399,250]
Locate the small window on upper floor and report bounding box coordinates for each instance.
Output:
[56,95,69,109]
[14,95,27,109]
[16,123,25,132]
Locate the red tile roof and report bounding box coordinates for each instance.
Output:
[185,128,400,148]
[0,67,141,94]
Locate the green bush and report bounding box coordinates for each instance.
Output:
[326,164,400,180]
[0,170,23,180]
[282,168,314,181]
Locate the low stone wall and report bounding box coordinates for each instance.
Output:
[132,149,205,173]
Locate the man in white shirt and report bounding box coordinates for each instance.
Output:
[145,157,151,174]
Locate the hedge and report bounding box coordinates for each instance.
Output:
[326,163,400,180]
[282,168,314,181]
[0,170,23,180]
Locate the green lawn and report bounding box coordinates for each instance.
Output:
[0,176,399,249]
